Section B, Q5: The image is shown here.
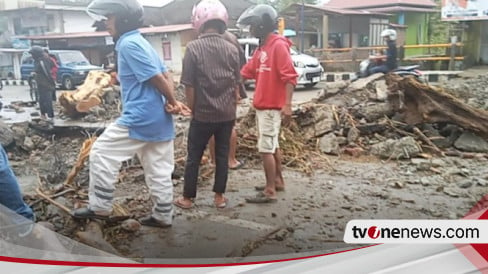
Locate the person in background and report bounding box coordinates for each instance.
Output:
[44,49,58,101]
[238,4,297,203]
[368,29,398,75]
[29,46,55,123]
[208,30,247,170]
[73,0,189,228]
[173,0,240,209]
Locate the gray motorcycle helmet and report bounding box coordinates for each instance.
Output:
[86,0,144,36]
[29,46,45,59]
[237,4,277,35]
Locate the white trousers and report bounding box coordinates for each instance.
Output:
[88,123,174,224]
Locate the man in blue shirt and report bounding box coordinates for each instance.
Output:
[74,0,189,228]
[368,29,398,75]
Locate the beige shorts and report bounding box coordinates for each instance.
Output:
[256,109,281,153]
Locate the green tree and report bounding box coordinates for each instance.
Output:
[255,0,317,12]
[427,0,451,54]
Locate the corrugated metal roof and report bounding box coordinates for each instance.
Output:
[19,24,193,40]
[324,0,437,9]
[283,3,391,16]
[367,6,438,13]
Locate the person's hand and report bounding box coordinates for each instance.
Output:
[281,104,292,127]
[178,102,192,116]
[166,101,191,116]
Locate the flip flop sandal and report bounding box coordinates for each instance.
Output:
[229,160,245,170]
[173,197,193,209]
[245,192,278,204]
[214,197,228,209]
[72,207,110,220]
[254,185,285,192]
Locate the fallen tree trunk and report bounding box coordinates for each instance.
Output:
[58,71,113,117]
[386,74,488,138]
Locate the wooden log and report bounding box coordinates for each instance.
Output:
[413,127,445,156]
[64,136,97,187]
[59,71,113,117]
[386,74,488,138]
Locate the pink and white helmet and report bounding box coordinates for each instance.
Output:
[191,0,229,32]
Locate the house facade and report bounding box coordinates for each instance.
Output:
[281,4,390,49]
[441,1,488,66]
[324,0,437,55]
[0,0,201,79]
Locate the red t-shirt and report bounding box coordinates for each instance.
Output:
[241,34,297,110]
[50,56,58,81]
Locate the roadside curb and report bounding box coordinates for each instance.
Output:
[323,71,463,83]
[1,80,29,86]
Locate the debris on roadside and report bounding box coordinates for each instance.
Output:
[3,70,488,257]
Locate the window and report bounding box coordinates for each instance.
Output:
[162,41,172,61]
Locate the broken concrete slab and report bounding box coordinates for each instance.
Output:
[374,80,388,102]
[354,102,394,122]
[346,73,384,93]
[296,104,336,139]
[370,136,422,159]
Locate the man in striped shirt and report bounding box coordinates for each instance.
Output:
[173,0,240,209]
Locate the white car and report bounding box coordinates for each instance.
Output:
[238,37,324,88]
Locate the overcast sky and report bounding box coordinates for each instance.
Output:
[138,0,328,7]
[138,0,173,7]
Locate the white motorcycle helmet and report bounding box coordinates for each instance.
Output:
[380,29,397,41]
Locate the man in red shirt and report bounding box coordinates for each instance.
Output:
[238,4,297,203]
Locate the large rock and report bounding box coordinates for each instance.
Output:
[9,122,29,148]
[454,132,488,153]
[319,133,346,155]
[371,136,422,159]
[0,121,14,147]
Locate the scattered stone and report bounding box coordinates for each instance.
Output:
[271,212,277,218]
[121,219,142,232]
[458,181,473,189]
[411,158,431,171]
[443,188,460,198]
[454,132,488,153]
[391,182,405,189]
[431,159,447,168]
[476,179,488,186]
[319,133,341,155]
[420,178,431,186]
[346,127,360,144]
